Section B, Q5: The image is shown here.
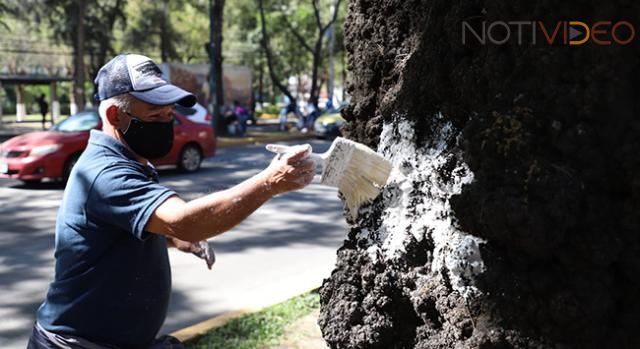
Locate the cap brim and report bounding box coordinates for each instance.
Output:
[130,84,197,107]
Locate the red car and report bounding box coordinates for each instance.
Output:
[0,108,216,184]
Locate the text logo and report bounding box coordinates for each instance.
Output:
[462,21,636,46]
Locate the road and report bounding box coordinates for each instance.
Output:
[0,139,348,348]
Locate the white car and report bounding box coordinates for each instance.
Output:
[175,102,211,125]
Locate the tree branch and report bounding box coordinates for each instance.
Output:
[311,0,322,30]
[258,0,295,103]
[280,15,314,54]
[321,0,342,33]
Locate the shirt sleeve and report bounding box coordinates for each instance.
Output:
[86,163,177,240]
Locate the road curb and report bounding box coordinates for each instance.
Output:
[170,285,322,344]
[216,132,315,149]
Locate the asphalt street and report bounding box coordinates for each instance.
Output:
[0,139,348,348]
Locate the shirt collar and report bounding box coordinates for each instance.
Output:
[89,129,138,162]
[88,130,160,181]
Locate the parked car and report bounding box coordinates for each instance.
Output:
[0,107,216,184]
[175,102,211,125]
[313,106,346,139]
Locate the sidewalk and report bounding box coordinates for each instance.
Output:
[0,120,313,147]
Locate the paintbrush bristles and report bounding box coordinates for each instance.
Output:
[337,142,393,219]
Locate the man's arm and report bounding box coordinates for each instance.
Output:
[145,145,315,242]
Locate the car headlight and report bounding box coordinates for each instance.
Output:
[29,144,62,157]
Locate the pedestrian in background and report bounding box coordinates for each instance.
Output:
[37,94,49,130]
[305,100,318,131]
[279,100,299,132]
[233,100,249,136]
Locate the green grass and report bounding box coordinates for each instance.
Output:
[187,291,320,349]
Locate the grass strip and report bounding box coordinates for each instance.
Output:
[186,291,320,349]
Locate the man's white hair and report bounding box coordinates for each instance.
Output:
[98,94,136,119]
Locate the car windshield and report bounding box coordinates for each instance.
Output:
[325,104,347,114]
[175,104,197,116]
[51,111,100,132]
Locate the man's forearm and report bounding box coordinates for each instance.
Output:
[148,144,315,242]
[169,171,276,242]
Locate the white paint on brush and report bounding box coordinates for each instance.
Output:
[357,115,485,298]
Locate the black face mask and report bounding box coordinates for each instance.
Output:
[121,113,174,159]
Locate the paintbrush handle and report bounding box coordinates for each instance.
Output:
[308,153,325,166]
[265,144,326,169]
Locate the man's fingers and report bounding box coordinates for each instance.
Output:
[284,144,312,163]
[300,158,317,172]
[265,144,291,154]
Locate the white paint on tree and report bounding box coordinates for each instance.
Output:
[16,104,26,121]
[357,116,485,298]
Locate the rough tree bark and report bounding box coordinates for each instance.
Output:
[319,1,640,348]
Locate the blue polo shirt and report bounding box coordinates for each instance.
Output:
[37,130,177,348]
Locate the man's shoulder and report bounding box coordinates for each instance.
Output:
[71,149,149,195]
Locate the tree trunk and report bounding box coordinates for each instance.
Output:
[308,37,323,108]
[160,0,169,62]
[208,0,225,135]
[258,49,264,106]
[319,1,640,349]
[213,0,224,110]
[88,0,125,99]
[15,84,25,122]
[50,82,59,123]
[72,0,86,113]
[258,0,296,106]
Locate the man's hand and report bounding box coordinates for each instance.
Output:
[167,237,216,269]
[262,144,316,194]
[167,236,201,253]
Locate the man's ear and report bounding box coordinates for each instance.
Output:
[105,105,121,127]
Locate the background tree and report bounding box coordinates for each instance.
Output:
[258,0,297,107]
[208,0,225,134]
[122,0,182,62]
[0,1,17,30]
[20,0,129,112]
[2,0,347,118]
[257,0,345,110]
[85,0,127,94]
[279,0,341,108]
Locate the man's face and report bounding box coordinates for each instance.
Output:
[121,99,175,126]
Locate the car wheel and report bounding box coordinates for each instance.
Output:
[178,144,202,173]
[63,153,81,182]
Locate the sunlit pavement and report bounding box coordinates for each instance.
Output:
[0,139,347,348]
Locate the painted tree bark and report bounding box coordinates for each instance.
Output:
[319,1,640,348]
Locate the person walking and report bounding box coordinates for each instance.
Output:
[28,54,316,349]
[37,94,49,129]
[233,100,249,136]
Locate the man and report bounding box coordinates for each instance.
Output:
[28,54,316,348]
[37,94,49,130]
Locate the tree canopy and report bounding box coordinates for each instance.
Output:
[1,0,347,109]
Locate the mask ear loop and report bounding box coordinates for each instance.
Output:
[120,110,133,135]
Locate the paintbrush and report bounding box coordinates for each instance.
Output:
[266,137,393,218]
